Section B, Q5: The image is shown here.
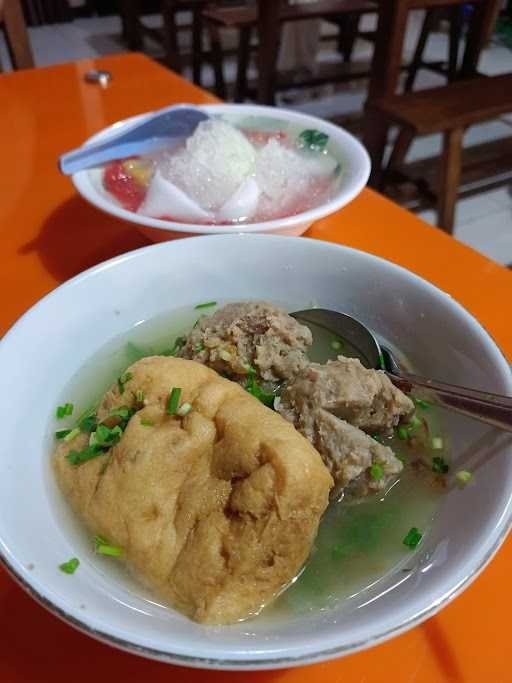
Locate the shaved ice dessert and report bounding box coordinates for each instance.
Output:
[102,117,340,225]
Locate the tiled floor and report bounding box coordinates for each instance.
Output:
[1,11,511,264]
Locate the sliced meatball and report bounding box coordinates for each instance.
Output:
[178,301,312,383]
[278,357,414,435]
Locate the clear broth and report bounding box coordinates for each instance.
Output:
[50,303,446,620]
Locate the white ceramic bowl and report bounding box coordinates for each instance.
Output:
[72,104,370,241]
[1,234,511,670]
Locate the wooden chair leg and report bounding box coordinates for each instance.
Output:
[336,13,360,63]
[207,22,227,100]
[3,0,34,69]
[363,107,390,189]
[438,127,463,234]
[191,4,203,85]
[381,126,415,190]
[447,6,464,80]
[404,8,437,92]
[119,0,143,51]
[161,0,182,73]
[257,0,279,105]
[235,25,252,102]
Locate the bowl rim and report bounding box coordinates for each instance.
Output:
[71,103,371,235]
[1,233,511,670]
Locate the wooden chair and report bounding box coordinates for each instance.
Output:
[0,0,34,70]
[362,0,504,234]
[203,0,378,103]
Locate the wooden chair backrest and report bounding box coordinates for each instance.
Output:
[1,0,34,70]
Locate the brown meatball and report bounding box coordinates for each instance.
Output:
[178,301,312,383]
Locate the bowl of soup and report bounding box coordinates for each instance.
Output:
[71,104,371,241]
[0,234,511,668]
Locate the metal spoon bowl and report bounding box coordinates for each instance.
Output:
[292,308,512,433]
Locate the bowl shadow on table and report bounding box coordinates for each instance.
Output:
[0,570,287,682]
[19,196,153,283]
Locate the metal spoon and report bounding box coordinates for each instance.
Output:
[59,104,209,176]
[291,308,512,433]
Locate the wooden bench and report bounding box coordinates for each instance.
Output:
[369,72,512,232]
[0,0,34,70]
[203,0,377,101]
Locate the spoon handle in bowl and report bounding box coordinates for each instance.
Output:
[389,372,512,433]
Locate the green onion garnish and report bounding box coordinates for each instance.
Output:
[371,434,383,444]
[432,456,449,474]
[78,409,97,433]
[166,387,182,416]
[407,415,422,433]
[397,426,409,440]
[195,341,205,353]
[66,445,104,466]
[456,470,473,486]
[330,338,343,352]
[162,336,186,357]
[403,527,422,549]
[194,301,217,310]
[177,402,192,417]
[140,418,154,427]
[370,463,384,481]
[63,427,81,442]
[59,557,80,574]
[245,366,275,408]
[117,372,133,395]
[297,129,329,152]
[109,406,132,420]
[135,390,144,403]
[55,429,72,440]
[378,353,386,370]
[415,398,431,410]
[431,437,443,450]
[56,403,73,419]
[94,535,123,558]
[219,349,232,361]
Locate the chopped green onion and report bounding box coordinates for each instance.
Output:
[177,402,192,417]
[219,349,232,361]
[59,557,80,574]
[456,470,473,486]
[370,463,384,481]
[371,434,383,444]
[63,427,81,442]
[396,452,407,464]
[108,406,132,420]
[403,527,422,549]
[93,424,122,447]
[194,341,205,353]
[194,301,217,310]
[162,336,186,357]
[56,403,73,419]
[55,429,72,440]
[245,367,275,408]
[330,338,343,352]
[67,445,104,466]
[78,409,97,433]
[94,535,123,558]
[140,418,154,427]
[431,437,443,450]
[135,390,144,403]
[166,387,182,416]
[297,129,329,152]
[117,372,133,395]
[432,456,449,474]
[378,353,386,370]
[415,398,431,410]
[397,426,409,440]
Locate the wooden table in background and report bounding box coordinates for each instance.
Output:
[1,53,512,683]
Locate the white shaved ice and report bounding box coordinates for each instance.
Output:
[254,139,310,203]
[159,119,257,211]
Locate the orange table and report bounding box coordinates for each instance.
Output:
[1,53,511,683]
